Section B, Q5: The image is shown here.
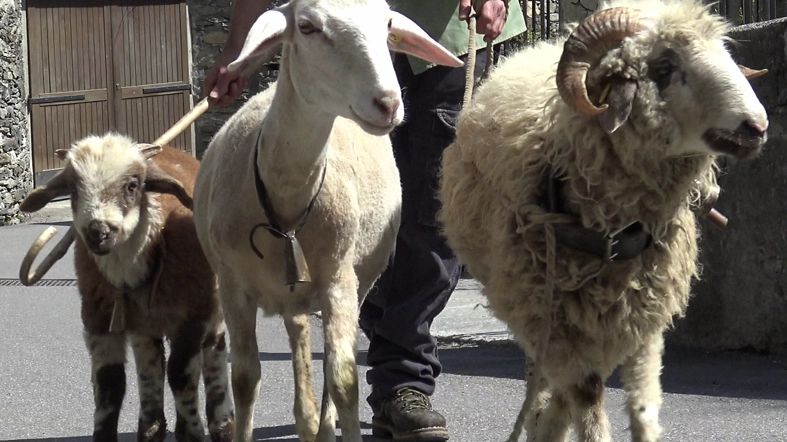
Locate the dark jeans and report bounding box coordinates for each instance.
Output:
[360,47,497,411]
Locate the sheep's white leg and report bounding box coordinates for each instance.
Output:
[621,333,664,442]
[568,373,612,442]
[318,269,362,442]
[523,360,570,442]
[129,334,167,442]
[221,286,261,442]
[202,322,236,442]
[168,322,208,442]
[284,314,320,442]
[84,332,127,442]
[317,375,337,442]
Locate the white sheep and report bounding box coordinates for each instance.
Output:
[190,1,462,441]
[20,133,235,442]
[438,1,769,441]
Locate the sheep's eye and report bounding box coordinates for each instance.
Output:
[126,181,139,193]
[298,20,319,35]
[653,59,674,77]
[388,18,392,30]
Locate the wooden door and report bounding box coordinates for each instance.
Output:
[26,0,193,186]
[110,0,193,152]
[26,0,114,184]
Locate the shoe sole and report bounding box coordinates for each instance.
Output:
[372,419,449,442]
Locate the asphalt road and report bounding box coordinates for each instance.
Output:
[2,222,787,442]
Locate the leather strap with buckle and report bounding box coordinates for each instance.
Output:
[543,168,652,261]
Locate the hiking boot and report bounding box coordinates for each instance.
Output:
[372,387,449,441]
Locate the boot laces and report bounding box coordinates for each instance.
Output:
[396,387,431,411]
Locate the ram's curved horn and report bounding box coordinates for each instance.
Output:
[19,226,76,286]
[738,64,768,80]
[556,7,651,116]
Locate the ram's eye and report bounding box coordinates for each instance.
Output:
[653,59,674,77]
[388,18,392,30]
[298,20,319,35]
[126,181,139,193]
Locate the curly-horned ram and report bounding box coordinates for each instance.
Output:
[191,1,462,441]
[20,133,234,442]
[438,1,768,441]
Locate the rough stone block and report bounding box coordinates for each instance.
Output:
[668,18,787,354]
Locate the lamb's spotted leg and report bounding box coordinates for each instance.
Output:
[168,322,207,442]
[202,323,235,442]
[568,373,612,442]
[84,332,127,442]
[318,267,362,442]
[284,314,319,442]
[523,360,570,442]
[621,333,665,442]
[129,334,167,442]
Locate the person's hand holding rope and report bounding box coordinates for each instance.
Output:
[459,0,509,42]
[459,0,510,106]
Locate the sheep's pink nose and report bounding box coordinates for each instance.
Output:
[373,93,400,122]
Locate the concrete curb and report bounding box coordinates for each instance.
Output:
[432,279,516,346]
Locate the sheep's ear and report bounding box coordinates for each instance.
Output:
[144,162,193,210]
[597,79,638,135]
[136,143,163,160]
[227,5,291,75]
[19,168,74,213]
[388,11,463,68]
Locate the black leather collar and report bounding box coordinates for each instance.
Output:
[543,167,652,261]
[248,134,327,291]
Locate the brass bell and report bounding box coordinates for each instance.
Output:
[284,232,311,291]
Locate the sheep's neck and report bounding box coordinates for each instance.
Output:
[563,152,710,235]
[93,196,163,292]
[256,68,334,228]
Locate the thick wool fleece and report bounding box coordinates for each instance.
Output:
[438,0,727,384]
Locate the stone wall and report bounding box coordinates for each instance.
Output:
[667,18,787,354]
[558,0,598,29]
[187,0,282,158]
[0,0,32,226]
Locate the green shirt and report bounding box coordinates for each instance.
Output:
[390,0,527,74]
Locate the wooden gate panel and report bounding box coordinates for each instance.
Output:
[27,0,193,185]
[27,0,113,179]
[111,1,193,152]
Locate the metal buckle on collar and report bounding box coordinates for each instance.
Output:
[604,221,637,262]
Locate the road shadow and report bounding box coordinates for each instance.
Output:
[1,434,138,442]
[257,342,787,402]
[1,424,380,442]
[252,422,375,441]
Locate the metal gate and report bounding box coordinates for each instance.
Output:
[26,0,193,185]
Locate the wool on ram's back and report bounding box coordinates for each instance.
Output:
[439,0,767,441]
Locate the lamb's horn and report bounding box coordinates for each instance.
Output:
[556,7,652,116]
[19,226,76,286]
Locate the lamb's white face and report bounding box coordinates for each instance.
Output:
[642,39,768,158]
[287,0,404,135]
[67,136,148,255]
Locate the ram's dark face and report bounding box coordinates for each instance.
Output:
[645,40,768,159]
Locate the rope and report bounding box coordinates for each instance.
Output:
[458,5,604,439]
[507,205,606,441]
[462,0,508,108]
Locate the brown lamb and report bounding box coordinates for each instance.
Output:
[20,132,235,442]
